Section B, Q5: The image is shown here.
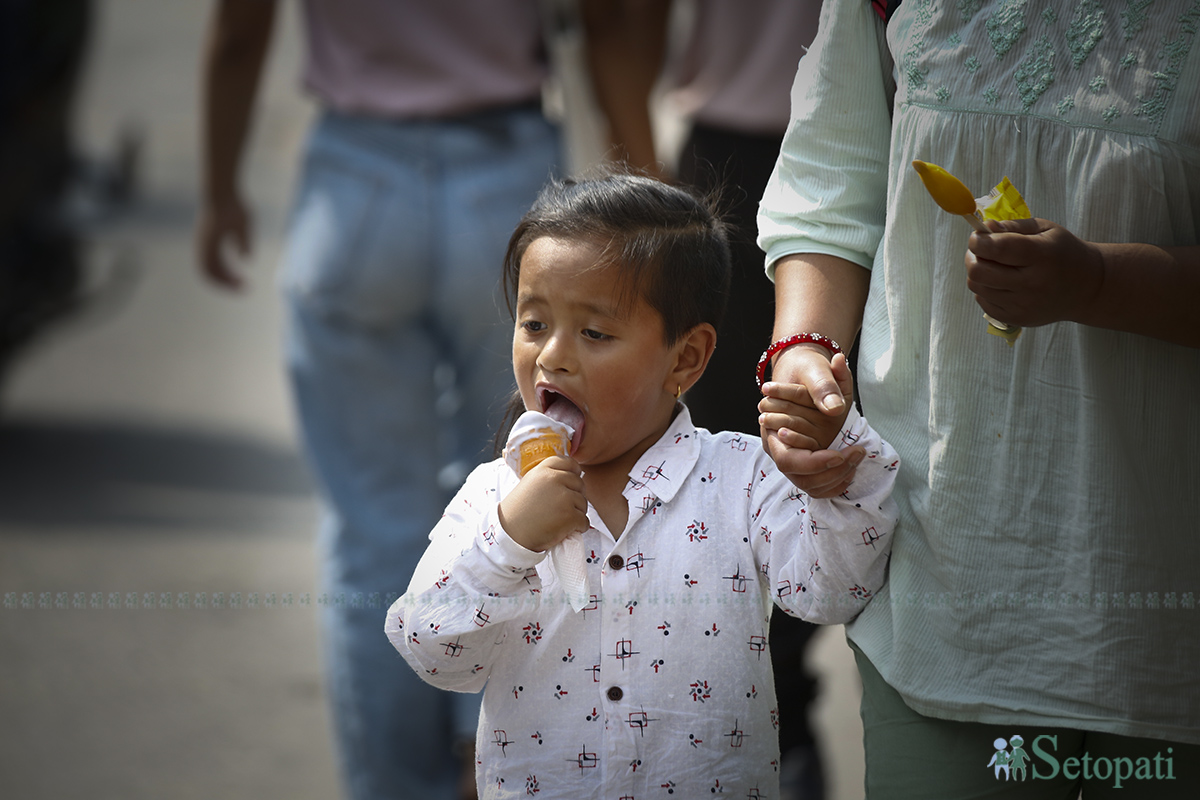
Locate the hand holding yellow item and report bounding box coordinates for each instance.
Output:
[911,161,1032,346]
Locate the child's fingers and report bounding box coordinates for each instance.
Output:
[759,411,816,439]
[760,381,815,408]
[759,409,821,441]
[501,462,590,551]
[791,446,864,498]
[758,398,802,419]
[761,401,836,431]
[525,456,587,509]
[763,431,862,498]
[773,425,820,452]
[758,395,813,416]
[534,455,583,477]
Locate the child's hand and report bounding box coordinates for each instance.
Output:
[966,218,1104,328]
[759,351,853,450]
[759,352,860,496]
[498,456,590,553]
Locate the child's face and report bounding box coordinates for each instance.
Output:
[513,237,684,473]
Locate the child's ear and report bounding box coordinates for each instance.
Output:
[668,323,717,396]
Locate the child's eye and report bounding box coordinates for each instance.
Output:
[582,329,610,341]
[521,320,546,333]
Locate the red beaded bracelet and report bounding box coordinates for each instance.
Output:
[755,333,843,389]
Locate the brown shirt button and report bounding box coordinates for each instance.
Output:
[608,554,624,570]
[606,686,623,702]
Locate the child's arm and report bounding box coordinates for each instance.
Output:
[966,218,1200,348]
[384,462,556,692]
[751,405,899,625]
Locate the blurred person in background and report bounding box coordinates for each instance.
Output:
[582,2,827,798]
[0,0,89,387]
[196,1,560,797]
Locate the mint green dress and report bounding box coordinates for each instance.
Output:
[760,0,1200,745]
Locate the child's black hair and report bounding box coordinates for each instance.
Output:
[494,167,733,455]
[502,167,732,344]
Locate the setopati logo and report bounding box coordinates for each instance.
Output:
[988,734,1176,789]
[988,735,1032,780]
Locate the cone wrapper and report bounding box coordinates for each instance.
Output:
[503,411,589,612]
[976,177,1032,347]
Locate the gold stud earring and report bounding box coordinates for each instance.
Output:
[675,384,683,400]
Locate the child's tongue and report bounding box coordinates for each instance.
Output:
[544,395,584,453]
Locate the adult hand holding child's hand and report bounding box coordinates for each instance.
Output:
[761,349,865,498]
[498,456,590,553]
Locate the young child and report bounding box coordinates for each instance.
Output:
[386,171,898,799]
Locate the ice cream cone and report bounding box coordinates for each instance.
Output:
[517,429,569,476]
[504,411,575,477]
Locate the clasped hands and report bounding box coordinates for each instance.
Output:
[764,217,1104,495]
[759,349,863,498]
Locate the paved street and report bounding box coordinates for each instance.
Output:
[0,3,864,798]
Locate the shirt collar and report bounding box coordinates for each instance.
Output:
[622,404,703,506]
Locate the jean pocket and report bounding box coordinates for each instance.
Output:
[281,150,430,328]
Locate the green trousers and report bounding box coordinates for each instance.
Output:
[853,644,1199,798]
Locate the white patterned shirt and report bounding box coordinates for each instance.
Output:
[386,405,898,799]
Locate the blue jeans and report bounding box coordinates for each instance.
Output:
[280,107,559,799]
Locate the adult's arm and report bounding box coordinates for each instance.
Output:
[1087,241,1200,347]
[756,1,893,496]
[765,253,871,496]
[579,0,670,175]
[196,0,277,290]
[772,253,871,413]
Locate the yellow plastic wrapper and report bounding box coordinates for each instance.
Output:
[981,176,1031,222]
[975,177,1032,346]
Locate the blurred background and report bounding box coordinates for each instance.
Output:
[0,2,865,798]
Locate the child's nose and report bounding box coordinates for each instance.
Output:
[536,332,573,373]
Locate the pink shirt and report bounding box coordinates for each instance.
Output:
[300,0,547,119]
[667,0,821,134]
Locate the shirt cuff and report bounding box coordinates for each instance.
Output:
[829,405,866,451]
[473,504,547,577]
[764,241,875,282]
